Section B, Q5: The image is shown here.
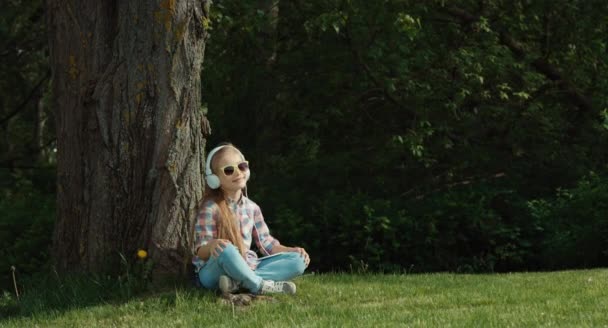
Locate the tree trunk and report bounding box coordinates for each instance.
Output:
[47,0,211,278]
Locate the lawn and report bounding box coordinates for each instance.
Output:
[1,269,607,327]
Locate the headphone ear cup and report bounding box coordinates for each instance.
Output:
[206,174,221,189]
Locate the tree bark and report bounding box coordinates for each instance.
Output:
[47,0,211,278]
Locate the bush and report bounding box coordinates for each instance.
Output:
[406,185,545,272]
[530,172,608,269]
[266,182,544,273]
[0,169,55,293]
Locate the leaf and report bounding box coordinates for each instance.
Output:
[332,23,340,34]
[601,109,608,131]
[513,91,530,100]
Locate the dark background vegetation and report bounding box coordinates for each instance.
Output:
[2,0,607,292]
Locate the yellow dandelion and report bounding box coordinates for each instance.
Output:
[137,249,148,259]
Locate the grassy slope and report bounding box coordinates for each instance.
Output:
[1,269,607,327]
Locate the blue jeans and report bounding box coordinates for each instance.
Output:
[198,244,306,293]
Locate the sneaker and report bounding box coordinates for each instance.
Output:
[219,275,240,293]
[260,280,296,295]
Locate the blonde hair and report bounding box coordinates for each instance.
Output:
[203,144,246,256]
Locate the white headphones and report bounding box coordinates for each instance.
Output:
[205,145,250,189]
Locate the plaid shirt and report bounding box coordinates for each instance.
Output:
[192,196,280,272]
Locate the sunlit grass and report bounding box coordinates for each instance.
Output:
[1,269,607,327]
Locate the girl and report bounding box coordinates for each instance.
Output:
[192,143,309,294]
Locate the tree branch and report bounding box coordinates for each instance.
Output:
[0,71,51,125]
[403,172,507,201]
[0,137,56,168]
[442,6,594,117]
[343,26,416,121]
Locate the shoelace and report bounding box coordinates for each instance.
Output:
[264,281,286,293]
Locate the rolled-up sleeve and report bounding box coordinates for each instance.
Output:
[252,204,280,255]
[193,201,218,255]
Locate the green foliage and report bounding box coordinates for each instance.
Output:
[266,183,546,274]
[529,173,608,269]
[407,185,544,272]
[200,0,608,273]
[0,168,55,293]
[116,251,156,299]
[0,0,56,290]
[0,0,53,167]
[1,0,607,278]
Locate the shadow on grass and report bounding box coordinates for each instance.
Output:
[0,270,213,322]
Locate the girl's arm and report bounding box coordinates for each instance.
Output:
[270,244,296,253]
[193,201,222,261]
[251,205,280,255]
[196,243,212,261]
[196,239,231,261]
[252,205,310,265]
[271,244,310,266]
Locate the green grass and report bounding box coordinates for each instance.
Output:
[1,269,607,327]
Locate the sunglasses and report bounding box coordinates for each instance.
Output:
[219,161,249,176]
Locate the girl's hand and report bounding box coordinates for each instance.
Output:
[210,239,232,258]
[290,247,310,267]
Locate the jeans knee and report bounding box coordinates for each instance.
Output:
[286,252,306,276]
[295,256,307,275]
[217,243,240,263]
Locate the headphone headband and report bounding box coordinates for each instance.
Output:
[205,144,248,190]
[205,145,229,176]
